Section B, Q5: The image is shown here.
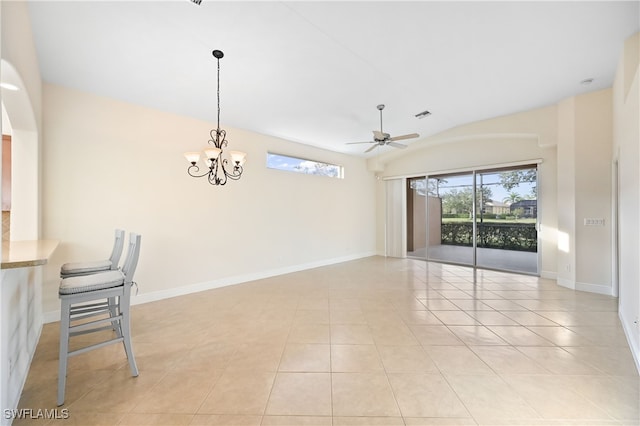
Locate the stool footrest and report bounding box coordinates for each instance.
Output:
[69,301,116,322]
[69,314,122,334]
[68,337,124,358]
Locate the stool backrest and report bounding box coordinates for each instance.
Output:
[122,233,141,283]
[109,229,126,270]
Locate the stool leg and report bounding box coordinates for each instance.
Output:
[108,296,122,338]
[121,284,138,376]
[57,298,71,406]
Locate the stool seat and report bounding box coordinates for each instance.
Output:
[60,260,112,277]
[59,229,125,278]
[59,270,125,295]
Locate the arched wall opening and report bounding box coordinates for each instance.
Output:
[1,59,40,240]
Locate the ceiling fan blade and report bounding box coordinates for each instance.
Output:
[346,141,375,145]
[389,133,419,142]
[387,142,407,149]
[365,144,378,153]
[373,130,386,141]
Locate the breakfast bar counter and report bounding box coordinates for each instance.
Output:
[1,239,59,269]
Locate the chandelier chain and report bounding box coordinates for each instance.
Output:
[217,55,221,132]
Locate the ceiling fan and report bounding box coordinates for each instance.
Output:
[347,104,420,153]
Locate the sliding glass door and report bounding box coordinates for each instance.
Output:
[408,164,538,274]
[424,173,475,266]
[474,167,538,274]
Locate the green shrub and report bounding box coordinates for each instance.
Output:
[441,222,537,252]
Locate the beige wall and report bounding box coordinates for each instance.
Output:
[574,89,613,291]
[557,88,613,294]
[40,84,377,318]
[556,97,576,287]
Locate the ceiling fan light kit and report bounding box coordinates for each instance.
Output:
[346,104,420,153]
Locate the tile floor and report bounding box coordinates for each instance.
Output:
[16,256,640,425]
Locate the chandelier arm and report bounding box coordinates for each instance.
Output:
[221,160,243,181]
[187,164,214,178]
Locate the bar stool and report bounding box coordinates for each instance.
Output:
[60,229,126,343]
[60,229,125,278]
[57,233,142,406]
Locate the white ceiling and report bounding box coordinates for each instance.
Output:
[27,1,640,157]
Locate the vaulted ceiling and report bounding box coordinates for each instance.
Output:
[27,1,640,156]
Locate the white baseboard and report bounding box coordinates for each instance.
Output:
[43,251,377,323]
[619,307,640,375]
[575,280,614,296]
[556,278,614,296]
[557,277,575,290]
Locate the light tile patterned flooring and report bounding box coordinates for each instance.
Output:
[17,257,640,425]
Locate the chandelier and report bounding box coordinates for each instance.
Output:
[184,50,246,185]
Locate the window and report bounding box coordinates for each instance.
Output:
[266,152,343,178]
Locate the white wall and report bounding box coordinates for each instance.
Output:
[41,83,377,319]
[372,107,559,279]
[612,32,640,371]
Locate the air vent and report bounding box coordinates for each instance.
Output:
[415,110,431,119]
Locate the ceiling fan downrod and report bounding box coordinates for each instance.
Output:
[377,104,385,137]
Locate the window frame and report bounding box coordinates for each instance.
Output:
[266,152,344,179]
